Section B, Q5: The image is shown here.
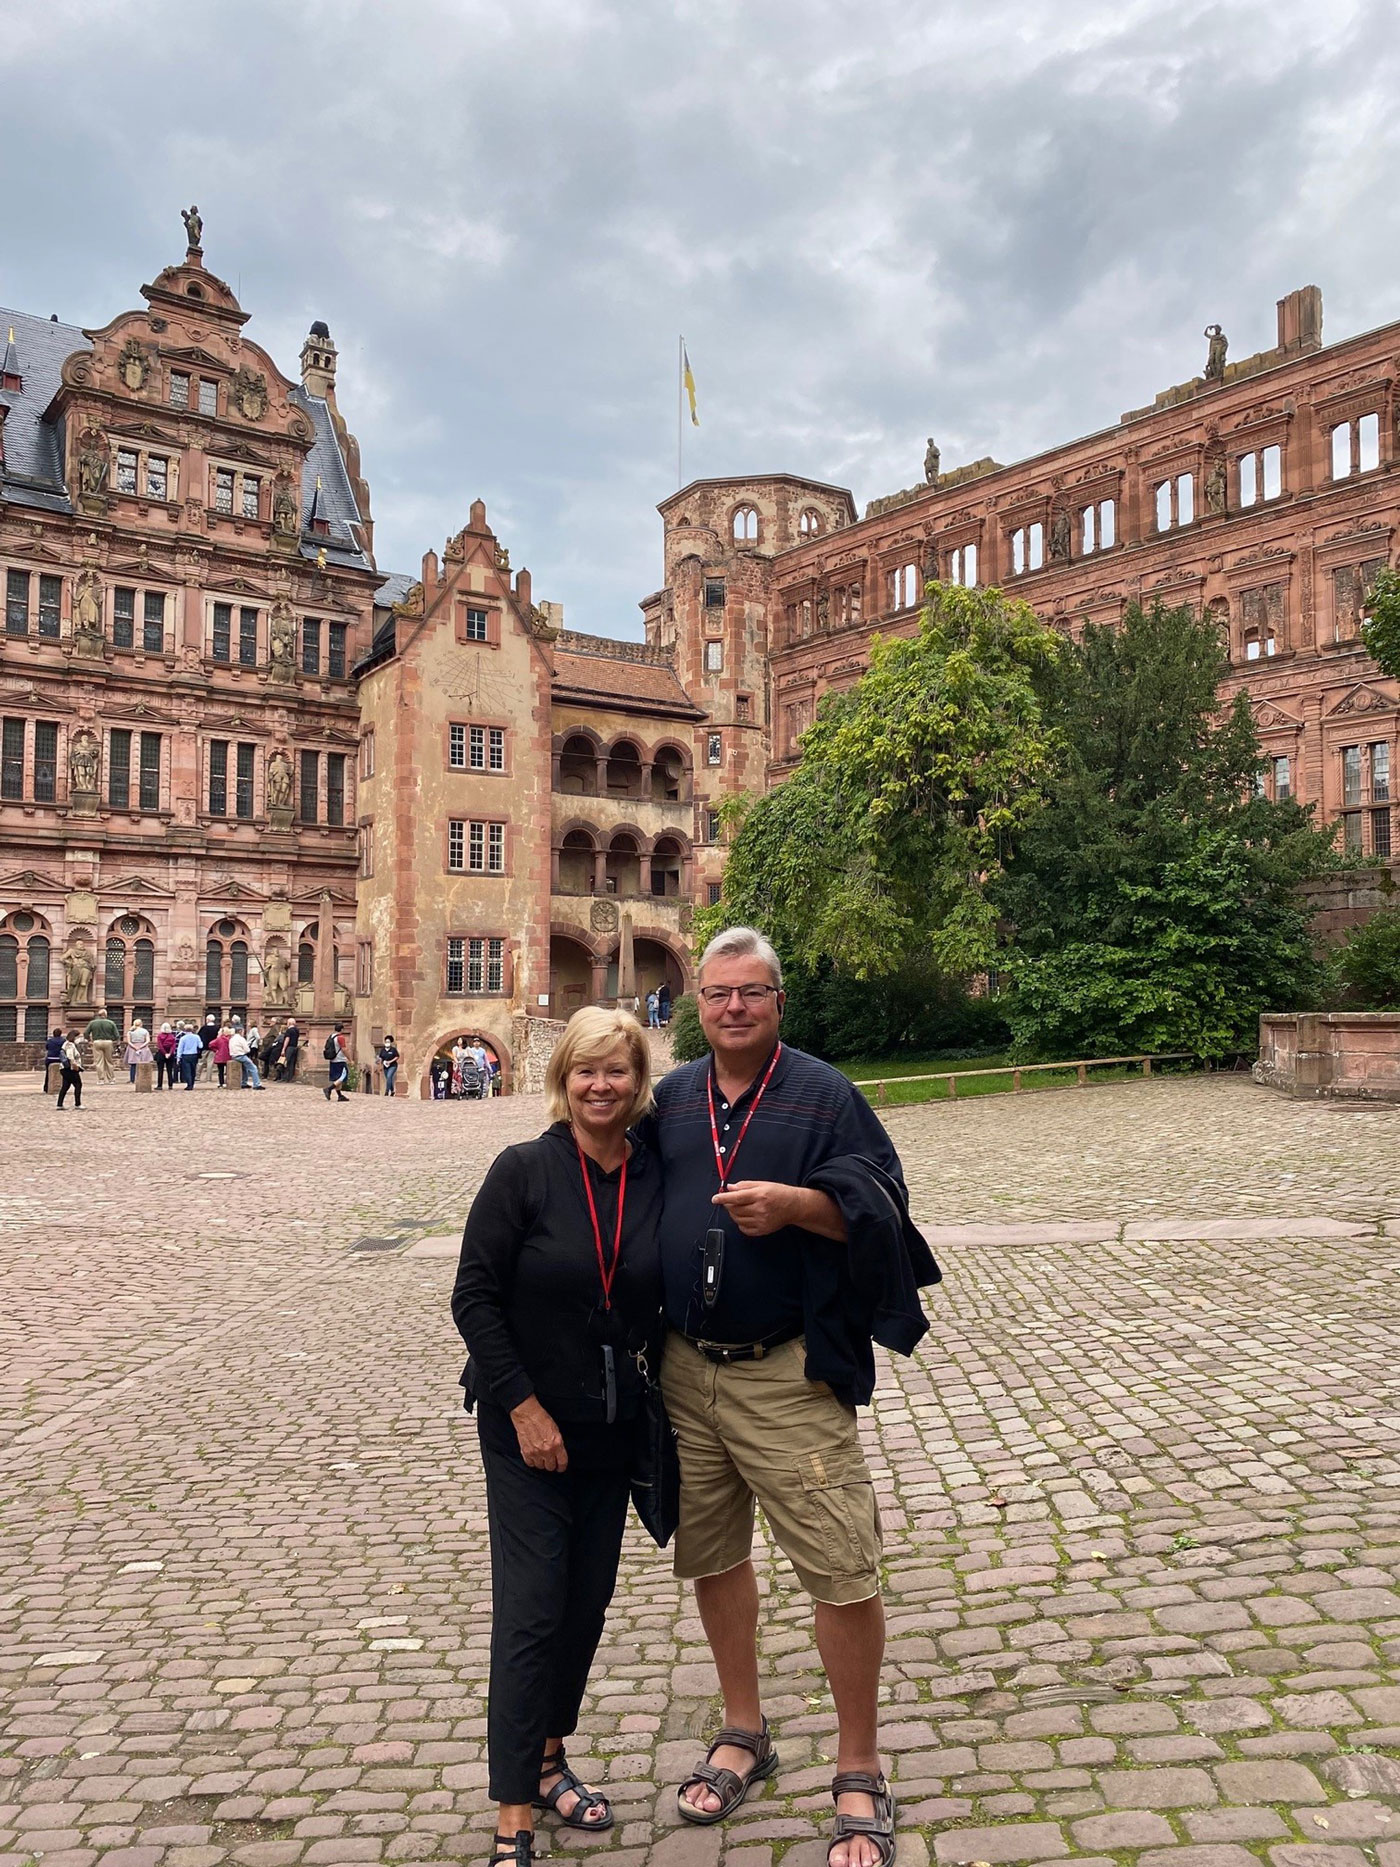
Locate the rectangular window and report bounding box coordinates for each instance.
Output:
[37,575,61,639]
[465,724,484,768]
[326,752,345,827]
[146,455,168,501]
[1343,744,1363,808]
[1,718,24,800]
[302,617,321,675]
[488,822,505,873]
[706,808,721,841]
[299,749,318,823]
[705,579,726,609]
[467,937,506,994]
[143,591,165,653]
[705,639,724,672]
[235,742,255,820]
[1273,755,1291,800]
[1332,424,1352,480]
[328,622,347,678]
[169,371,190,409]
[212,602,232,662]
[113,586,135,649]
[239,606,258,667]
[449,723,467,768]
[1176,472,1194,525]
[214,467,235,513]
[448,820,466,870]
[241,475,260,519]
[446,936,465,993]
[707,881,722,907]
[109,728,131,808]
[949,543,978,587]
[356,941,373,997]
[1373,743,1391,802]
[1360,412,1381,473]
[33,721,57,802]
[198,378,219,417]
[360,730,375,779]
[1373,808,1392,858]
[1262,444,1282,500]
[1239,453,1257,508]
[736,693,751,721]
[489,727,505,772]
[1344,811,1363,854]
[469,820,486,871]
[358,822,374,878]
[1099,499,1116,548]
[116,448,138,495]
[1154,480,1173,530]
[209,739,228,816]
[138,731,161,811]
[707,731,722,765]
[4,569,27,635]
[464,606,489,642]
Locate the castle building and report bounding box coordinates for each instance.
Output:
[0,219,379,1055]
[4,232,1397,1091]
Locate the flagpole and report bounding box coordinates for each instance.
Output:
[677,334,684,489]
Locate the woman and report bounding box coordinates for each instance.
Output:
[154,1023,178,1091]
[209,1024,233,1089]
[453,1008,660,1867]
[451,1038,470,1099]
[377,1034,400,1098]
[124,1018,153,1084]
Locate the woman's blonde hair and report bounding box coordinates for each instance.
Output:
[544,1006,653,1127]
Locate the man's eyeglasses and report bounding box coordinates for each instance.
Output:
[697,985,782,1007]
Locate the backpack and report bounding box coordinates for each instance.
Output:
[323,1034,339,1062]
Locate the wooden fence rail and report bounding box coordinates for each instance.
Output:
[851,1052,1196,1106]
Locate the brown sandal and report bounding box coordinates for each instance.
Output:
[828,1770,897,1866]
[676,1716,779,1824]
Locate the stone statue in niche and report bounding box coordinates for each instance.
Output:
[1050,507,1072,562]
[119,339,149,393]
[233,366,268,421]
[62,943,95,1003]
[266,750,294,810]
[922,536,939,582]
[1204,324,1228,382]
[1205,454,1228,517]
[182,204,203,249]
[68,727,100,794]
[263,946,291,1003]
[269,602,296,680]
[73,569,103,641]
[272,479,298,536]
[924,437,941,485]
[816,590,830,629]
[77,433,108,496]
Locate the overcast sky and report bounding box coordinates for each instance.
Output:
[6,0,1399,636]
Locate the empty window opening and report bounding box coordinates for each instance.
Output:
[732,505,759,544]
[948,544,978,587]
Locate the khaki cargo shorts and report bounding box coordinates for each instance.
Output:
[659,1330,882,1605]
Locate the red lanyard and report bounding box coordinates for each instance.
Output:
[708,1043,782,1189]
[574,1134,627,1310]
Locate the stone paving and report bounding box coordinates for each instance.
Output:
[4,1073,1400,1867]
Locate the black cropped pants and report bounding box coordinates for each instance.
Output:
[476,1400,631,1806]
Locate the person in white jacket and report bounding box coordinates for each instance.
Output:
[227,1028,266,1090]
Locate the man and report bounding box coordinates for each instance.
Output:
[227,1025,266,1089]
[654,927,936,1867]
[175,1023,203,1090]
[323,1023,349,1102]
[84,1007,119,1082]
[281,1018,300,1082]
[196,1012,220,1079]
[262,1025,286,1081]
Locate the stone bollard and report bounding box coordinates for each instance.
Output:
[135,1060,155,1093]
[45,1062,62,1095]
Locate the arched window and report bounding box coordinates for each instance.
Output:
[229,941,249,1000]
[206,941,223,1001]
[650,836,683,898]
[558,829,595,896]
[27,936,50,1003]
[798,507,823,538]
[557,734,597,795]
[0,936,17,1004]
[105,938,126,1005]
[605,740,643,798]
[605,833,641,896]
[651,746,687,803]
[133,939,155,1000]
[732,504,759,544]
[298,940,315,985]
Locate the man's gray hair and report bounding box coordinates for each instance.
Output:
[697,925,784,988]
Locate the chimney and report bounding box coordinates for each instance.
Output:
[1,328,21,393]
[515,567,532,609]
[300,320,338,399]
[1277,286,1323,358]
[421,549,439,597]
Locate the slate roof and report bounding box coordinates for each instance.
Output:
[291,388,374,572]
[374,571,417,609]
[0,307,89,511]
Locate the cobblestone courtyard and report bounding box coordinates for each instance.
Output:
[5,1073,1400,1867]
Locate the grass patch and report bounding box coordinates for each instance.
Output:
[836,1053,1194,1107]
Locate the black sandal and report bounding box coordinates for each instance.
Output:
[828,1770,897,1866]
[488,1832,533,1865]
[676,1716,779,1825]
[533,1745,614,1831]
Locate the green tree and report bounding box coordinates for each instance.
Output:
[1329,901,1400,1008]
[1360,566,1400,679]
[713,583,1063,976]
[1000,601,1332,1059]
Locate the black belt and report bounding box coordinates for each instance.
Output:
[683,1326,800,1365]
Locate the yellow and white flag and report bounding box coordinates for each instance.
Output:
[682,342,699,426]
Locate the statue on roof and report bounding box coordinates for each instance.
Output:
[182,205,203,250]
[1204,324,1228,383]
[924,437,941,485]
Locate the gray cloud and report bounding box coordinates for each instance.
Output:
[5,0,1398,633]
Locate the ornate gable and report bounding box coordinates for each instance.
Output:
[1327,682,1398,719]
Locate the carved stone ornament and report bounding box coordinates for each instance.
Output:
[268,602,296,682]
[72,569,103,648]
[272,478,298,537]
[76,429,108,497]
[1204,453,1228,518]
[182,204,203,250]
[266,748,294,810]
[119,338,150,393]
[1332,685,1396,717]
[590,899,620,935]
[1204,323,1228,383]
[68,727,100,794]
[232,365,268,421]
[1050,507,1072,562]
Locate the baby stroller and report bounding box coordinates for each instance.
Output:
[459,1058,485,1100]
